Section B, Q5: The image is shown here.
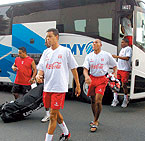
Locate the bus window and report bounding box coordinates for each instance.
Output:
[0,6,12,35]
[60,1,115,43]
[11,0,116,44]
[136,11,145,50]
[74,19,86,32]
[98,18,112,40]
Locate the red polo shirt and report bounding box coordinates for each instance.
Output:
[14,56,33,85]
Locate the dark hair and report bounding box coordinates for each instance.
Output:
[122,38,129,44]
[46,28,59,36]
[18,47,27,53]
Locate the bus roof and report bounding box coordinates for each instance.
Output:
[0,0,116,7]
[3,0,116,18]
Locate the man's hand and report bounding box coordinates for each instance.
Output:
[36,74,43,83]
[29,78,35,84]
[75,85,81,97]
[85,76,92,85]
[112,55,118,58]
[12,66,18,72]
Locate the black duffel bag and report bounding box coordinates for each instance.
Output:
[0,84,44,123]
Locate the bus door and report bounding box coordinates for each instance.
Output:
[130,6,145,99]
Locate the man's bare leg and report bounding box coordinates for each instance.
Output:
[121,82,129,108]
[90,94,103,132]
[47,108,59,134]
[57,111,69,136]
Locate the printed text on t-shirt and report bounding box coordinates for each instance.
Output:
[91,64,104,69]
[46,62,62,69]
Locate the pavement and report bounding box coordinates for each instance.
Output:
[0,91,145,141]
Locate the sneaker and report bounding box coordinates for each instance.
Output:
[111,99,119,107]
[59,132,71,141]
[41,115,50,123]
[121,99,129,108]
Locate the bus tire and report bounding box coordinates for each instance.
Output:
[80,74,91,103]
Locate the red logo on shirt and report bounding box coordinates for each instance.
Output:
[58,54,62,59]
[46,62,61,69]
[91,64,104,69]
[90,59,94,62]
[45,58,49,61]
[101,58,104,61]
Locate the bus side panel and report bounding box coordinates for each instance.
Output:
[0,36,16,82]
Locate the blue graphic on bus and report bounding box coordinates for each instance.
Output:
[0,44,15,81]
[85,41,93,54]
[12,24,47,53]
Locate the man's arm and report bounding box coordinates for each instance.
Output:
[71,68,81,97]
[121,26,125,34]
[29,60,37,84]
[83,68,91,85]
[36,70,44,83]
[112,66,117,78]
[112,55,130,61]
[11,63,17,72]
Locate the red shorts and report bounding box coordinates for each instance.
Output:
[87,75,108,96]
[124,36,133,46]
[43,92,65,109]
[117,70,130,83]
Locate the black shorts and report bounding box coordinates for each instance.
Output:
[11,84,31,95]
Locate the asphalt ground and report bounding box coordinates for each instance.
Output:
[0,91,145,141]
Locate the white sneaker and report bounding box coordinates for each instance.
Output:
[41,115,50,123]
[111,99,119,107]
[121,99,129,108]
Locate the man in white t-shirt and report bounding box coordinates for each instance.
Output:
[121,14,133,46]
[83,39,117,132]
[111,38,132,108]
[36,28,81,141]
[41,39,51,123]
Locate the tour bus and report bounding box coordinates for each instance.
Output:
[0,0,145,103]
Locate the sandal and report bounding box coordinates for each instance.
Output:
[89,120,99,126]
[90,124,98,132]
[89,121,94,126]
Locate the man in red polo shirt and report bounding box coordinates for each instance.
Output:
[11,47,37,99]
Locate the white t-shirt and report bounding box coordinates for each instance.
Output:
[118,46,132,71]
[121,17,133,36]
[83,50,117,77]
[37,45,78,92]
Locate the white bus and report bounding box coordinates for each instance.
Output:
[0,0,145,103]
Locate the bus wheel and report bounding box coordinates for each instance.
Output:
[80,74,91,103]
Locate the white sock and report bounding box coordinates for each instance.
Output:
[124,95,128,101]
[58,121,69,135]
[46,110,50,117]
[113,92,118,101]
[45,133,53,141]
